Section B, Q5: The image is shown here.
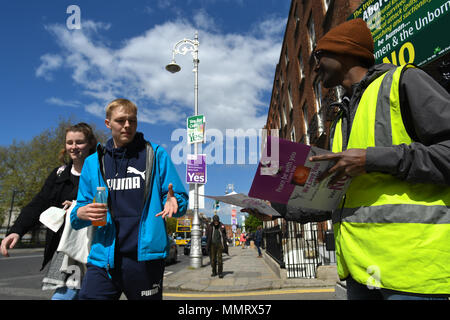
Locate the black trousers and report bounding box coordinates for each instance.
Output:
[209,242,223,274]
[79,255,164,300]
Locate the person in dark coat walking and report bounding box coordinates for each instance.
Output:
[254,225,263,257]
[206,215,228,278]
[0,123,97,300]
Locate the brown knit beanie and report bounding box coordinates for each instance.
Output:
[315,18,375,66]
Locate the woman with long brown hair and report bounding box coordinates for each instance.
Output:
[1,123,97,299]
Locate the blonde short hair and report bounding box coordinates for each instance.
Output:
[105,98,138,119]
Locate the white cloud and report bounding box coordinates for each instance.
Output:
[157,0,173,9]
[193,10,219,32]
[45,97,81,108]
[37,14,285,132]
[46,97,106,119]
[249,15,288,38]
[36,54,63,80]
[84,102,105,118]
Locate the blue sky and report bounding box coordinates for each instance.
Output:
[0,0,290,222]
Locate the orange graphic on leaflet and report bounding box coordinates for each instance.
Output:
[291,165,311,186]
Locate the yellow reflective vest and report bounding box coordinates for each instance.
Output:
[332,64,450,294]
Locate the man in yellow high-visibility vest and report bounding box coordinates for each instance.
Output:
[308,18,450,300]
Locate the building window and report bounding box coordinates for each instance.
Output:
[285,46,290,75]
[289,107,294,124]
[302,102,310,145]
[298,47,304,81]
[288,83,293,111]
[314,78,324,134]
[281,103,287,128]
[293,3,299,23]
[323,0,331,12]
[335,85,345,102]
[314,78,322,111]
[307,14,316,53]
[291,126,296,142]
[294,4,300,39]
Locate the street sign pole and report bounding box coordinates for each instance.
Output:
[190,32,203,269]
[166,32,203,269]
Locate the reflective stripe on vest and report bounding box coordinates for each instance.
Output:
[332,64,450,294]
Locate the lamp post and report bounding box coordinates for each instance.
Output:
[166,32,203,269]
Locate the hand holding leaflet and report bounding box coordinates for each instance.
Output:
[248,137,352,211]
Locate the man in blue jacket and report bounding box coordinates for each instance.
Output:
[71,98,188,300]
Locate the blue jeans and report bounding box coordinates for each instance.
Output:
[255,241,262,256]
[346,277,448,300]
[51,287,80,300]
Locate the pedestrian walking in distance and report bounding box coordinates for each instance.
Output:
[239,232,246,249]
[206,215,228,278]
[254,226,263,258]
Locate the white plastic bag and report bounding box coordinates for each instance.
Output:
[39,206,66,232]
[57,201,93,264]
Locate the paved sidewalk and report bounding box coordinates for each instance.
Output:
[164,246,339,293]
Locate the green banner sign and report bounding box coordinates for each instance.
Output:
[350,0,450,66]
[187,115,205,144]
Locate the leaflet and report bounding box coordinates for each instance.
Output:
[248,137,351,211]
[201,193,281,217]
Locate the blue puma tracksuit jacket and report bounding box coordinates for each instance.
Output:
[71,133,188,271]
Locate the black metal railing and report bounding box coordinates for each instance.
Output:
[263,226,285,268]
[264,220,336,278]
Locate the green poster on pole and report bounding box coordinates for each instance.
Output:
[187,115,205,144]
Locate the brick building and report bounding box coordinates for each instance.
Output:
[265,0,449,145]
[265,0,363,148]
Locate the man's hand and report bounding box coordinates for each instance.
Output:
[77,203,107,223]
[1,233,20,257]
[309,148,367,185]
[156,183,178,219]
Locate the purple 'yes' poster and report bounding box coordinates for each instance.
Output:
[186,154,207,184]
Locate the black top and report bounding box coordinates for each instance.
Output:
[103,132,147,255]
[8,164,79,270]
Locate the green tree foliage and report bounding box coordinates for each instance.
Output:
[0,118,109,224]
[244,213,263,233]
[166,217,178,235]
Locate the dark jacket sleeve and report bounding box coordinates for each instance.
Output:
[221,226,228,254]
[7,168,58,237]
[366,67,450,185]
[205,224,211,250]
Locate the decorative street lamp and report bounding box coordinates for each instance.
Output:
[166,32,203,269]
